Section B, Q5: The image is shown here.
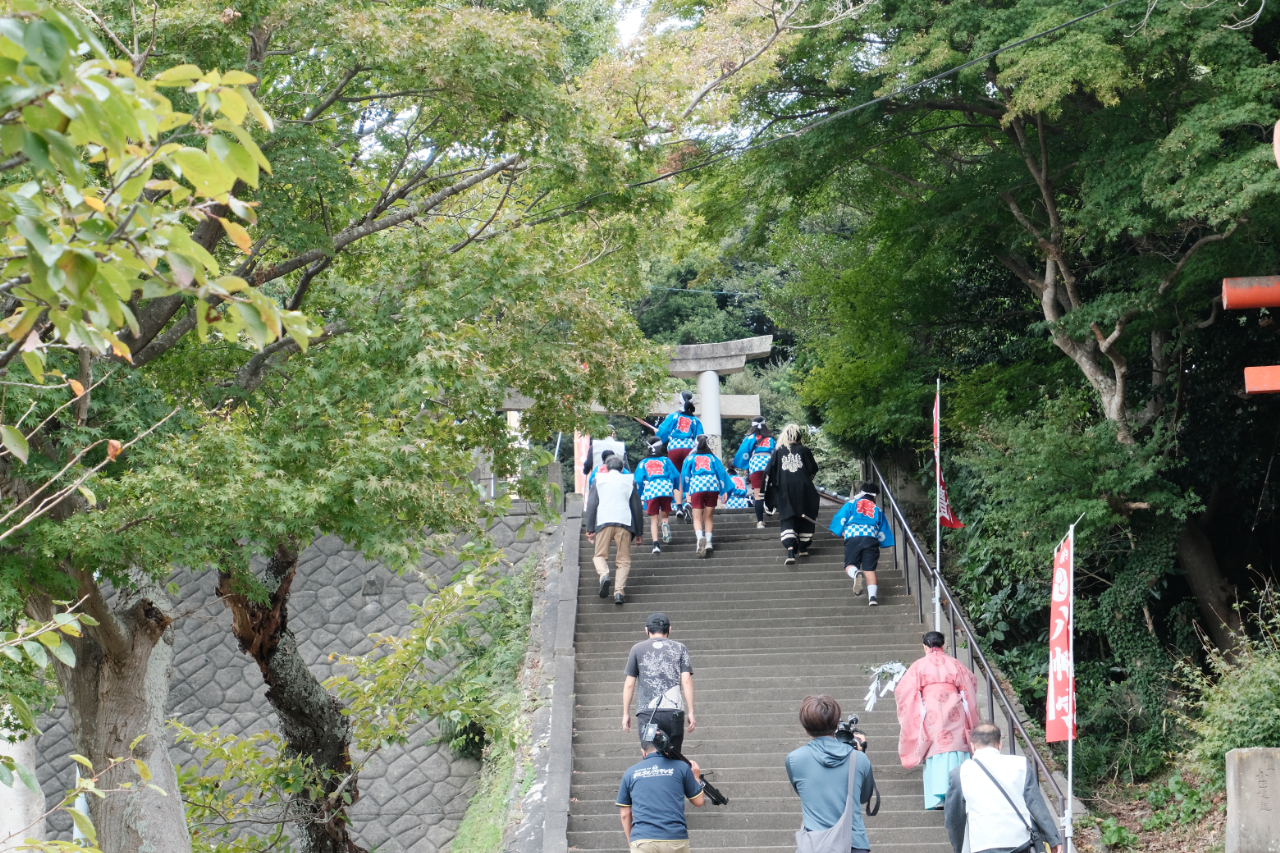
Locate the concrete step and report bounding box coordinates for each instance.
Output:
[574,614,918,636]
[572,719,907,738]
[572,694,902,713]
[571,753,928,773]
[573,579,906,598]
[569,770,927,793]
[566,826,945,848]
[573,615,923,635]
[575,654,922,674]
[569,808,944,832]
[644,846,951,853]
[571,631,926,655]
[572,674,907,697]
[568,514,951,853]
[569,793,932,816]
[579,548,901,562]
[574,594,908,612]
[570,778,927,799]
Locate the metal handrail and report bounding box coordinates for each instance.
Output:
[818,464,1065,816]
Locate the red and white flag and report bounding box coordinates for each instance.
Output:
[1046,530,1077,742]
[933,393,965,529]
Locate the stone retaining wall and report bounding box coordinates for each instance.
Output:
[35,514,550,852]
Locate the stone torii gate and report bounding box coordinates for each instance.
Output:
[665,335,774,457]
[500,335,773,491]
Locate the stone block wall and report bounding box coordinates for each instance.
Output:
[35,514,550,853]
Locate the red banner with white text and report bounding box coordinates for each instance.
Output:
[1046,531,1077,742]
[933,393,965,529]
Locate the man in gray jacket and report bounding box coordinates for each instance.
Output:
[586,455,644,606]
[944,724,1062,853]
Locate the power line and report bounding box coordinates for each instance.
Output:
[532,0,1137,218]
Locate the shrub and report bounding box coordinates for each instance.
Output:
[1177,589,1280,790]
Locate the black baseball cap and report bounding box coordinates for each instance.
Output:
[646,612,671,633]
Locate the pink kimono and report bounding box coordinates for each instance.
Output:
[894,648,979,769]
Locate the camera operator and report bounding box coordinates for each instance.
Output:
[616,719,706,853]
[786,695,877,853]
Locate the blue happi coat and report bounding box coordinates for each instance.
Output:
[828,493,896,547]
[680,452,734,496]
[733,434,777,473]
[723,475,753,508]
[587,462,630,488]
[657,411,704,450]
[633,456,681,501]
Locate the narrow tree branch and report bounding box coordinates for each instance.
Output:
[302,67,363,124]
[1195,295,1223,330]
[230,322,348,398]
[130,303,196,369]
[285,257,332,312]
[68,0,134,61]
[1158,219,1245,295]
[449,179,514,254]
[993,253,1045,296]
[258,154,521,284]
[0,310,47,372]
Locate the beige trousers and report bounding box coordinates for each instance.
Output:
[593,525,632,593]
[630,840,690,853]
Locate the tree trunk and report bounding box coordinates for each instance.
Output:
[30,576,190,853]
[218,543,366,853]
[1176,486,1241,655]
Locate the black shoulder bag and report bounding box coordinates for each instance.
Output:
[972,758,1050,853]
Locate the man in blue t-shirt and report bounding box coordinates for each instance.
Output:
[616,735,706,853]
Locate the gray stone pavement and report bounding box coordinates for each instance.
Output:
[36,515,550,852]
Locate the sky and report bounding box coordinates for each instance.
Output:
[616,1,645,45]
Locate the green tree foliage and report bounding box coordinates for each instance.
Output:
[0,1,669,850]
[689,0,1280,783]
[0,2,304,370]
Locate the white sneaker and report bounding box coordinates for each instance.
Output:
[696,536,706,556]
[661,522,671,544]
[704,540,713,556]
[756,521,765,529]
[848,569,866,596]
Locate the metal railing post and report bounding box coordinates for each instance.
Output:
[901,527,911,596]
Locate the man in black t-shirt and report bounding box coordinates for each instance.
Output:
[622,613,695,753]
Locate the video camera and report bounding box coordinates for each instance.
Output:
[642,720,729,806]
[833,713,868,752]
[831,713,879,816]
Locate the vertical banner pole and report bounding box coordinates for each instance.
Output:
[1064,521,1076,853]
[934,377,943,633]
[1048,517,1082,851]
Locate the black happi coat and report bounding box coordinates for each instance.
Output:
[763,442,820,521]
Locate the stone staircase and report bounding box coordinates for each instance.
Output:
[568,505,952,853]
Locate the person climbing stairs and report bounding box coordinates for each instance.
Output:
[568,504,953,853]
